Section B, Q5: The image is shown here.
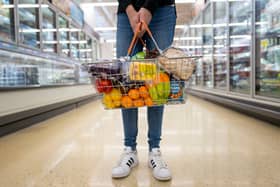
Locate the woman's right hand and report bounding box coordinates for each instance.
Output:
[126,5,140,34]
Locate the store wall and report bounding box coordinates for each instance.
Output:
[0,85,96,117]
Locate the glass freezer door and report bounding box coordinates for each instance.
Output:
[203,5,213,88]
[70,24,79,60]
[58,15,70,57]
[0,0,15,42]
[255,0,280,99]
[42,4,57,53]
[213,1,227,90]
[18,0,40,48]
[229,0,252,94]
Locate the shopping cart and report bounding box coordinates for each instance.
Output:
[86,21,199,109]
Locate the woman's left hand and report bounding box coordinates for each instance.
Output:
[138,8,152,37]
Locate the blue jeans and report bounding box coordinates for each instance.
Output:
[116,6,176,151]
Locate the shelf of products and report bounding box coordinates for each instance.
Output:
[0,0,15,42]
[229,0,251,94]
[255,0,280,98]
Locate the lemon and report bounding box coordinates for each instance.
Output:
[110,88,122,101]
[103,94,112,104]
[113,100,121,107]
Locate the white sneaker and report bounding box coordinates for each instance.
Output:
[148,148,172,181]
[112,147,138,178]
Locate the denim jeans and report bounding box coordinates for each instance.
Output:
[116,5,176,151]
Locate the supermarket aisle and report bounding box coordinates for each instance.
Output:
[0,96,279,187]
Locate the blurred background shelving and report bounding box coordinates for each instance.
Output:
[0,0,100,89]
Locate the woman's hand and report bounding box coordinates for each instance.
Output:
[126,5,140,33]
[138,8,152,37]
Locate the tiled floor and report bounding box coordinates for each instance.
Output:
[0,96,279,187]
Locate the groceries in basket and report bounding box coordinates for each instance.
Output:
[88,60,122,80]
[158,47,196,81]
[129,51,158,81]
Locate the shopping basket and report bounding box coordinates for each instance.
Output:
[86,21,198,109]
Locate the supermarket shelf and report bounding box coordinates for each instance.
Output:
[190,88,280,125]
[0,93,100,137]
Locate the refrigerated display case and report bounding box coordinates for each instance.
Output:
[182,0,279,124]
[0,0,15,42]
[229,0,252,94]
[18,0,40,48]
[255,0,280,98]
[0,0,99,89]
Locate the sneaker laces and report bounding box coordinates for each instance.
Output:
[117,148,135,167]
[151,150,168,169]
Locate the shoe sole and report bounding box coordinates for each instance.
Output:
[112,161,138,179]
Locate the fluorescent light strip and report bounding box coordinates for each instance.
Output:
[70,28,82,32]
[18,4,48,8]
[230,35,251,39]
[229,22,249,27]
[1,5,14,8]
[42,29,57,32]
[19,29,40,33]
[230,44,250,47]
[42,41,57,44]
[214,36,227,39]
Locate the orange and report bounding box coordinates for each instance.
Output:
[121,96,133,108]
[153,72,170,85]
[159,72,170,82]
[139,86,149,98]
[128,89,140,100]
[144,97,154,106]
[133,99,144,107]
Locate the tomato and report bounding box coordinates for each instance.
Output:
[95,79,113,93]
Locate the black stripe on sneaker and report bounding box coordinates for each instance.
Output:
[126,163,131,167]
[153,164,156,168]
[128,159,132,165]
[130,158,134,163]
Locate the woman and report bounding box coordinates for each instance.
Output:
[112,0,176,181]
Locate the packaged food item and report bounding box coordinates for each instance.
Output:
[168,76,185,104]
[129,61,157,81]
[158,47,196,80]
